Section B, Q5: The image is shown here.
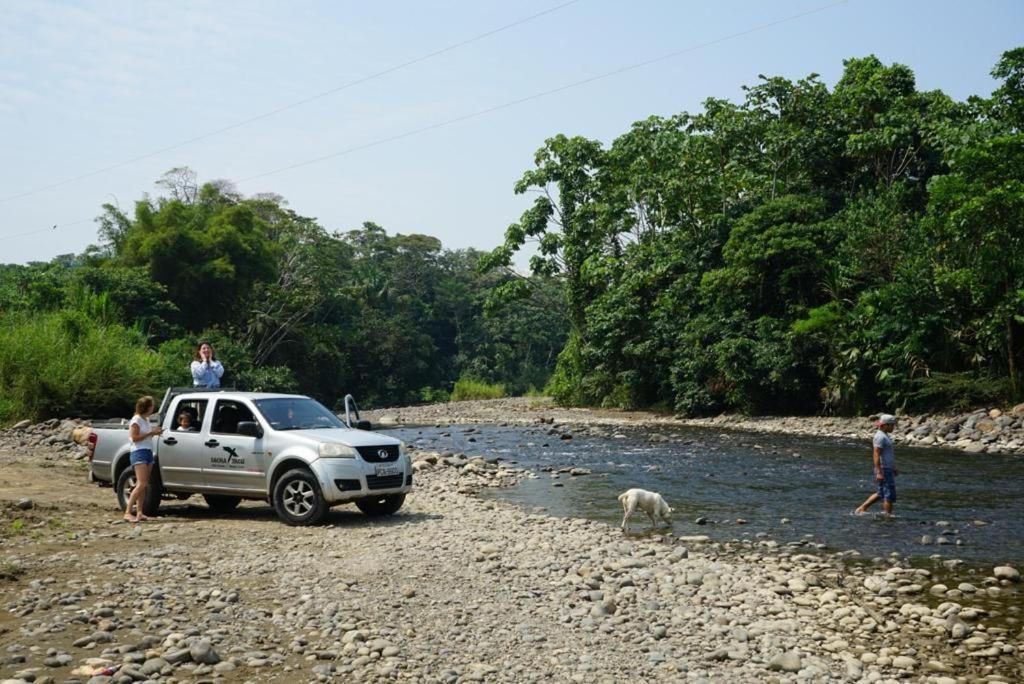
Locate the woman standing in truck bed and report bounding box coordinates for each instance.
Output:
[190,341,225,388]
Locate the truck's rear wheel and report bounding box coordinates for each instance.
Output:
[203,494,242,513]
[272,469,327,525]
[116,466,162,517]
[355,493,405,516]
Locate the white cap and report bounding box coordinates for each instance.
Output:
[877,414,897,425]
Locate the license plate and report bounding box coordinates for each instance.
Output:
[375,464,400,477]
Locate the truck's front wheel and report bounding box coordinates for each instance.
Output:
[116,466,162,517]
[273,469,327,525]
[355,493,405,517]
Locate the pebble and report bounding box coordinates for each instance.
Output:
[189,639,220,665]
[892,655,917,669]
[767,651,802,672]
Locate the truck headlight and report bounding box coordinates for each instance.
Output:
[319,443,357,458]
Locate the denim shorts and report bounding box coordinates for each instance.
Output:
[130,448,154,466]
[875,468,896,502]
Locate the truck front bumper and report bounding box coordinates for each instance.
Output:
[310,456,412,504]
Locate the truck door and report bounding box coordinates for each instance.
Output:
[204,399,267,493]
[158,398,209,488]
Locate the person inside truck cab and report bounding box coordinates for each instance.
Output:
[176,409,199,432]
[190,342,225,388]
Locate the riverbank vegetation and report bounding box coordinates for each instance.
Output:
[0,170,566,421]
[484,49,1024,415]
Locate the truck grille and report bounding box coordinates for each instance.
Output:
[366,473,404,490]
[357,445,400,463]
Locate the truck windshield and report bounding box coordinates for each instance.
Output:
[253,398,347,431]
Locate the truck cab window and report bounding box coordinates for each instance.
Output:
[174,399,208,431]
[212,400,257,435]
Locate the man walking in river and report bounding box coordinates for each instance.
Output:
[854,414,900,517]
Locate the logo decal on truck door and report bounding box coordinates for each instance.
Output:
[210,446,246,468]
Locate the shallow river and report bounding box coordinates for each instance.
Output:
[382,422,1024,567]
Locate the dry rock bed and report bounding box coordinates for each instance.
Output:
[0,433,1022,683]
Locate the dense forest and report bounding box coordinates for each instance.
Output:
[485,49,1024,415]
[0,168,566,421]
[2,49,1022,422]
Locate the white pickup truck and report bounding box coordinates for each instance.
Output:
[87,389,411,525]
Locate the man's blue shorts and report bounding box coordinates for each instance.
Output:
[130,448,154,466]
[875,468,896,502]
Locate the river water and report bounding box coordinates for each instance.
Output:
[382,422,1024,567]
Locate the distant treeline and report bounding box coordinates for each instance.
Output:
[483,50,1024,415]
[0,167,566,421]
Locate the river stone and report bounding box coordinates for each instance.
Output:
[189,639,220,664]
[139,657,168,676]
[892,655,917,670]
[767,651,802,672]
[994,565,1020,582]
[367,639,392,653]
[12,419,31,429]
[958,582,977,593]
[163,648,191,664]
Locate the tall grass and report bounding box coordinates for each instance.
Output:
[450,377,506,401]
[0,310,164,423]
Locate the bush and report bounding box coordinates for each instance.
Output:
[418,387,451,404]
[0,310,164,423]
[450,377,506,401]
[904,372,1012,413]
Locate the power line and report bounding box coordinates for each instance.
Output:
[237,0,850,183]
[1,0,850,245]
[1,219,92,243]
[0,0,581,205]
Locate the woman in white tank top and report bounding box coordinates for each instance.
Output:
[124,395,164,523]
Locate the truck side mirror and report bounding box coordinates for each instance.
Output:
[355,419,372,431]
[237,421,263,438]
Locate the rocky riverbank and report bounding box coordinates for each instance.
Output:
[365,398,1024,456]
[0,442,1020,683]
[1,419,1021,683]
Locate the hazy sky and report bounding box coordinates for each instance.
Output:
[1,0,1021,266]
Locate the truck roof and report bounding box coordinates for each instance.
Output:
[171,391,311,400]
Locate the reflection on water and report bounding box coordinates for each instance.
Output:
[383,423,1024,565]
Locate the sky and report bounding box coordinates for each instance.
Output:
[1,0,1022,267]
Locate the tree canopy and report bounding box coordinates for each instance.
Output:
[1,170,566,420]
[485,50,1024,414]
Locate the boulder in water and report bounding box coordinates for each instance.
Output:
[994,565,1020,582]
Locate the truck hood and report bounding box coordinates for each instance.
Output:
[283,428,401,448]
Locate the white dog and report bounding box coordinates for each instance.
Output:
[618,488,673,531]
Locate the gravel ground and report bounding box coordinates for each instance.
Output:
[1,425,1022,683]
